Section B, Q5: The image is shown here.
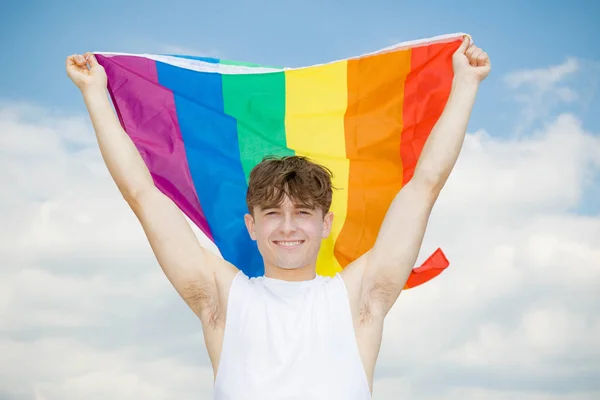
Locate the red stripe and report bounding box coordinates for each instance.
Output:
[401,40,461,184]
[404,248,449,289]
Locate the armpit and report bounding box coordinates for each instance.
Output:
[181,280,221,329]
[359,276,398,325]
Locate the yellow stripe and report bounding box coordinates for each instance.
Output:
[284,60,349,276]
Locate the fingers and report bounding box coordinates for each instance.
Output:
[66,53,92,68]
[464,44,489,67]
[66,54,80,66]
[456,35,487,66]
[464,45,475,65]
[86,53,100,67]
[477,51,489,67]
[457,35,471,53]
[468,46,482,67]
[83,51,98,67]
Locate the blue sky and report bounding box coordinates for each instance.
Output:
[1,2,599,399]
[2,0,599,133]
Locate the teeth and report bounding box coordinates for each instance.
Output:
[276,241,302,246]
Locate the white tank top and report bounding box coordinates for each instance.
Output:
[213,271,372,400]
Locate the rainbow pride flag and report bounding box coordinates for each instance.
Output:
[96,32,462,288]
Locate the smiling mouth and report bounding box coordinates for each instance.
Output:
[273,240,305,247]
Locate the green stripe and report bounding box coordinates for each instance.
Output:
[222,71,294,182]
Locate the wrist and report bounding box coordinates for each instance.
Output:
[451,74,480,91]
[81,84,108,100]
[81,86,110,110]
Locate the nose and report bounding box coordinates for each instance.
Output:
[279,213,297,235]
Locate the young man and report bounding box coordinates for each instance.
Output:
[66,36,490,399]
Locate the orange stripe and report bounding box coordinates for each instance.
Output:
[336,49,412,266]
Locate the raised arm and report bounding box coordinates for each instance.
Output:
[348,36,491,319]
[66,53,238,326]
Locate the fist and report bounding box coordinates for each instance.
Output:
[66,53,107,92]
[452,36,491,84]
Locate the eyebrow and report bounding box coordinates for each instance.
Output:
[259,203,315,211]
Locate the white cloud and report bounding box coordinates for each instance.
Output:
[0,337,214,400]
[1,57,599,399]
[505,58,579,91]
[374,380,600,400]
[440,114,600,212]
[503,57,599,134]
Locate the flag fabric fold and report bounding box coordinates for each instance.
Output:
[95,32,463,288]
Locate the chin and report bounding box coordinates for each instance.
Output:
[274,259,306,270]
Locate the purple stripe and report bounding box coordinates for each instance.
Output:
[97,54,214,241]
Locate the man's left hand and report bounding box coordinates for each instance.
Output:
[452,35,491,85]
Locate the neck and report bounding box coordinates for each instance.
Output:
[264,263,317,282]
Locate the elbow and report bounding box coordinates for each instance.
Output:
[118,172,157,204]
[412,169,447,195]
[121,183,153,206]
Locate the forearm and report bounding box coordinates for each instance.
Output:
[82,87,154,200]
[413,77,479,189]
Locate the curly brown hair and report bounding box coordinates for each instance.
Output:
[246,156,334,217]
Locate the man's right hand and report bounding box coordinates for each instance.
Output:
[66,53,107,93]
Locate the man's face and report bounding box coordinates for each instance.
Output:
[244,196,333,271]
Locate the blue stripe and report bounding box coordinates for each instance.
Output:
[155,61,264,277]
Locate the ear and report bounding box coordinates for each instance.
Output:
[321,211,334,239]
[244,213,257,241]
